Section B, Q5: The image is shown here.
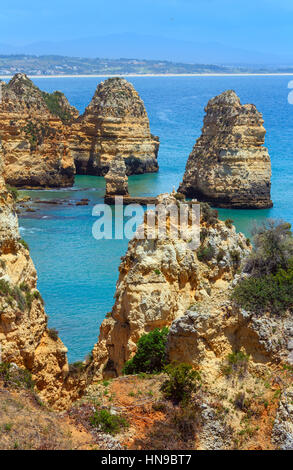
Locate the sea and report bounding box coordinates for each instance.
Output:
[7,75,293,362]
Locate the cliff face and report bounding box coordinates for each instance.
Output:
[178,90,272,209]
[91,194,250,378]
[0,74,77,188]
[70,77,159,176]
[0,152,87,409]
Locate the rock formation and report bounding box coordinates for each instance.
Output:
[0,151,91,409]
[0,73,77,188]
[105,155,129,197]
[178,90,272,209]
[70,77,159,176]
[91,194,251,378]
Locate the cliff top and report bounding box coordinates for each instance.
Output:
[1,73,78,122]
[84,76,147,119]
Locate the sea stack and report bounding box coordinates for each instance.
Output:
[178,90,272,209]
[105,155,129,198]
[0,73,77,188]
[70,77,159,176]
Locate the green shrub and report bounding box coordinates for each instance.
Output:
[47,328,59,341]
[19,239,29,250]
[41,91,72,123]
[217,248,225,262]
[197,245,215,262]
[174,192,185,201]
[160,363,201,404]
[225,218,234,229]
[69,361,85,374]
[0,362,34,390]
[0,280,27,312]
[221,351,249,377]
[232,265,293,315]
[230,249,241,268]
[200,202,218,226]
[123,327,168,375]
[245,220,293,277]
[6,185,19,201]
[90,409,129,435]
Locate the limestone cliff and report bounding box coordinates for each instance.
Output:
[0,73,77,188]
[91,194,250,378]
[70,77,159,176]
[0,152,90,409]
[178,90,272,209]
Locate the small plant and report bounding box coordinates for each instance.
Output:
[19,239,29,250]
[197,245,215,262]
[103,380,110,387]
[123,327,168,375]
[3,423,13,432]
[230,250,241,268]
[200,202,218,226]
[174,192,185,201]
[47,328,59,341]
[221,351,250,377]
[160,363,201,404]
[152,401,166,412]
[69,361,85,374]
[154,268,161,275]
[225,218,234,229]
[6,185,19,201]
[0,362,34,390]
[217,248,225,262]
[90,409,129,435]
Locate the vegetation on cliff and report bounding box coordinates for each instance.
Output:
[232,220,293,314]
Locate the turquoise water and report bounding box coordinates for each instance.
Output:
[17,76,293,362]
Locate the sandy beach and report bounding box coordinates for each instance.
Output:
[1,72,293,79]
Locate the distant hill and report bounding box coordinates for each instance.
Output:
[1,54,293,77]
[0,33,292,66]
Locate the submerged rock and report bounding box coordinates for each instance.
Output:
[178,90,272,208]
[70,77,159,176]
[0,73,77,188]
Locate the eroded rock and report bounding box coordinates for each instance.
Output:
[179,90,272,208]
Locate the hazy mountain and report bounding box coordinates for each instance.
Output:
[0,33,289,65]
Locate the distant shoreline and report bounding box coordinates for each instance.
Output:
[2,72,293,79]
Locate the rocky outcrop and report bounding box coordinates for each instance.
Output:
[0,151,90,409]
[0,74,77,188]
[178,90,272,209]
[91,194,250,378]
[105,155,129,197]
[70,77,159,176]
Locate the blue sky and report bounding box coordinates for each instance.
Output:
[0,0,292,57]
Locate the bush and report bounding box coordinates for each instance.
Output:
[123,327,168,375]
[90,409,129,435]
[200,202,218,226]
[6,185,19,201]
[0,362,34,390]
[232,264,293,315]
[0,279,27,312]
[221,351,249,377]
[69,361,85,374]
[19,239,29,250]
[197,245,215,262]
[160,363,201,404]
[245,220,293,277]
[48,328,59,341]
[225,218,234,229]
[41,91,72,123]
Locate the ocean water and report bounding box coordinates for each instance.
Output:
[16,76,293,362]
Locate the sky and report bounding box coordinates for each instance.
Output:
[0,0,292,58]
